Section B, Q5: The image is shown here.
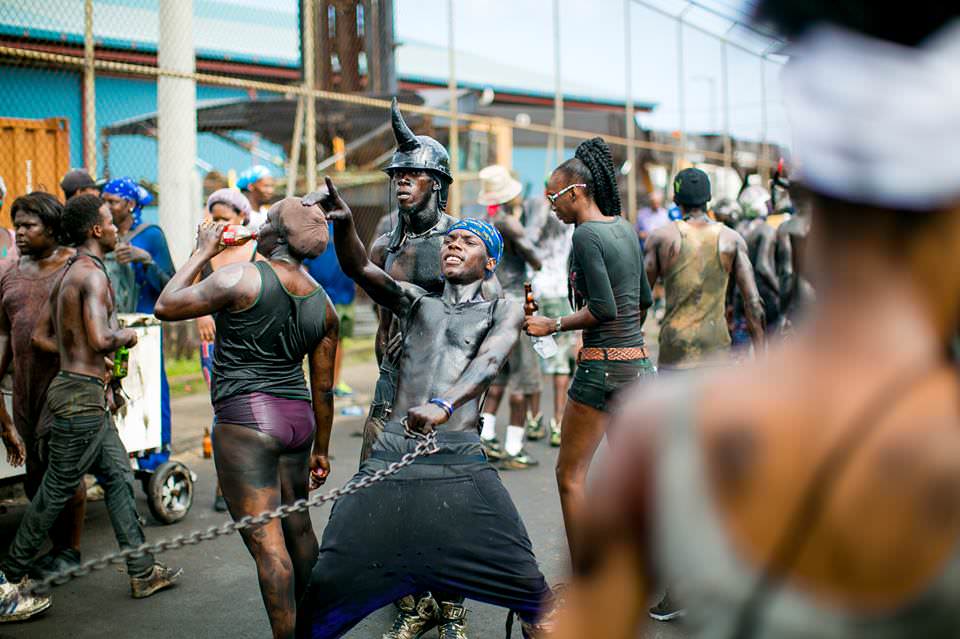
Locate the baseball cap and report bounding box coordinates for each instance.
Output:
[60,169,98,199]
[673,168,712,208]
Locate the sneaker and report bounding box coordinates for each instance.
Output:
[382,593,437,639]
[28,548,81,581]
[333,382,355,398]
[648,591,685,622]
[481,437,505,461]
[436,600,468,639]
[524,413,546,441]
[130,563,182,599]
[0,576,51,622]
[213,493,228,512]
[498,448,539,470]
[548,418,561,447]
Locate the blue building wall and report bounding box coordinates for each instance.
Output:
[1,66,84,168]
[2,65,285,224]
[512,146,576,195]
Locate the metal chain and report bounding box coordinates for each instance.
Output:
[27,431,440,595]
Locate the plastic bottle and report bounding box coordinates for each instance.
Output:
[202,427,213,459]
[524,282,558,359]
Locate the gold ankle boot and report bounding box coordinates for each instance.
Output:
[436,600,468,639]
[382,593,437,639]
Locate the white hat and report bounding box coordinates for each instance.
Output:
[477,165,522,206]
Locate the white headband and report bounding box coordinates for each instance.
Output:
[783,19,960,210]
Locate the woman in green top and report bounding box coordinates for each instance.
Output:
[525,137,654,566]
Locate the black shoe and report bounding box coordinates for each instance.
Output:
[213,494,228,512]
[29,549,81,581]
[648,591,685,622]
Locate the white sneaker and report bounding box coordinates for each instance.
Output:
[0,575,52,622]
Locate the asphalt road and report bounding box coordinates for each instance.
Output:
[0,351,684,638]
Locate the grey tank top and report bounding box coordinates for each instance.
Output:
[654,388,960,639]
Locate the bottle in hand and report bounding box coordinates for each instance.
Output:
[220,225,257,247]
[113,345,130,380]
[524,282,559,359]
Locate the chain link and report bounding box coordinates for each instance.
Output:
[27,431,441,596]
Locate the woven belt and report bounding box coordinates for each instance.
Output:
[578,346,648,362]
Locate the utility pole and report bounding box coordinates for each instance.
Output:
[447,0,460,215]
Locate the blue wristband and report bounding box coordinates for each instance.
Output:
[429,398,454,418]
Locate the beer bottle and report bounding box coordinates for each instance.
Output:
[524,282,539,316]
[113,345,129,380]
[202,427,213,459]
[220,225,258,247]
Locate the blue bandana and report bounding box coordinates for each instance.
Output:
[237,165,272,191]
[446,218,503,277]
[102,177,153,227]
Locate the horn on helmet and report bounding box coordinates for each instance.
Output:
[391,97,420,152]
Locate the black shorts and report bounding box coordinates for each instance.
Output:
[296,423,550,638]
[568,357,656,412]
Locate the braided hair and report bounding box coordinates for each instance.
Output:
[555,137,622,217]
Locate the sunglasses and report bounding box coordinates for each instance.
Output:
[546,183,586,206]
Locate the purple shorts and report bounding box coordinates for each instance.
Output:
[214,392,316,450]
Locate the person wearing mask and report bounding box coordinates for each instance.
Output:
[551,3,960,638]
[237,165,276,230]
[523,138,655,570]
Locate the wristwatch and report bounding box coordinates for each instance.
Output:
[554,317,563,334]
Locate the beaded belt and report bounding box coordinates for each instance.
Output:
[578,346,649,362]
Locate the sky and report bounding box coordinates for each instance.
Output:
[394,0,791,146]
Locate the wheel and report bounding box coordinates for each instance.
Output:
[146,461,193,524]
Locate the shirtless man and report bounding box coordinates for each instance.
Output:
[0,193,82,580]
[646,168,765,371]
[0,194,180,612]
[740,200,781,332]
[296,179,551,639]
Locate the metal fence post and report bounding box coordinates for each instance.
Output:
[553,0,563,166]
[624,0,637,221]
[83,0,96,176]
[447,0,460,216]
[721,40,732,195]
[303,0,317,193]
[157,0,197,267]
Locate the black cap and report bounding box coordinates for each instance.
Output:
[60,169,97,199]
[673,168,711,208]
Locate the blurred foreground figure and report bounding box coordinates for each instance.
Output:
[552,3,960,638]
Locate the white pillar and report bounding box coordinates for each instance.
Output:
[447,0,460,216]
[83,0,96,176]
[624,0,636,221]
[552,0,563,166]
[158,0,196,268]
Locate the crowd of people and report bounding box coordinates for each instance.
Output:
[0,1,958,638]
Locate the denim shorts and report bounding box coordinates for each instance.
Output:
[567,357,656,412]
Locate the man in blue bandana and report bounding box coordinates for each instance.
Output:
[296,178,552,639]
[101,177,176,471]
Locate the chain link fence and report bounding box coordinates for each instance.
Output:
[0,0,787,233]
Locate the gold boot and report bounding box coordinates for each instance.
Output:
[436,600,468,639]
[382,593,438,639]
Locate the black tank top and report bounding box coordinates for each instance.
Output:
[211,261,327,404]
